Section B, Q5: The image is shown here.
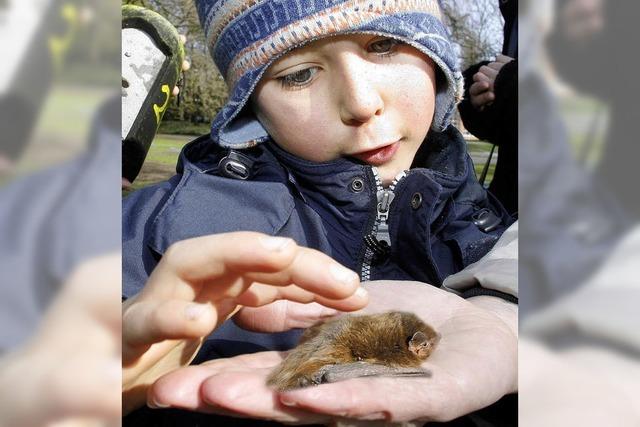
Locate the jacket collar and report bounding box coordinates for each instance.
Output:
[177,125,470,182]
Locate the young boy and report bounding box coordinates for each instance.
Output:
[123,0,516,422]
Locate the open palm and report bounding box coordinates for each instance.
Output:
[149,281,517,424]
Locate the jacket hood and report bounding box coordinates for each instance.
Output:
[194,0,463,148]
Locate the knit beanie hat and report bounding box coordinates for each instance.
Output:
[195,0,463,149]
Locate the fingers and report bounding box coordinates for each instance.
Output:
[473,71,491,84]
[480,61,505,75]
[473,62,503,86]
[144,232,299,299]
[469,81,494,110]
[478,65,498,81]
[471,61,507,110]
[241,248,361,300]
[149,364,223,411]
[469,80,490,96]
[280,379,386,418]
[149,352,327,423]
[486,61,506,72]
[278,377,446,422]
[471,92,495,110]
[127,231,365,352]
[123,298,232,348]
[496,54,514,64]
[201,371,327,424]
[236,281,367,311]
[150,232,362,302]
[234,301,339,332]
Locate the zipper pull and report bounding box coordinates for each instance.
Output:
[375,189,394,245]
[365,187,395,261]
[362,169,407,271]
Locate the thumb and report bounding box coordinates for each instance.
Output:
[234,301,340,332]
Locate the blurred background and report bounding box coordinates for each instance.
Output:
[0,0,120,426]
[517,0,640,425]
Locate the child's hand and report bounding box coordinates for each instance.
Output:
[146,281,517,424]
[122,231,367,414]
[469,54,514,111]
[233,300,343,333]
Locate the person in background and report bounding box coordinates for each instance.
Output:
[458,0,518,216]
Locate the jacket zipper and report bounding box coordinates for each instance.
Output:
[360,168,407,281]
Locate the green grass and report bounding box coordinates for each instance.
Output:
[558,93,604,114]
[59,63,120,88]
[466,140,497,185]
[123,134,191,196]
[558,93,609,169]
[158,120,211,136]
[38,85,110,136]
[15,84,113,174]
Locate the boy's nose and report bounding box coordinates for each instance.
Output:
[338,60,384,125]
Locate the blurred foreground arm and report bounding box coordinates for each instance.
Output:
[0,255,121,427]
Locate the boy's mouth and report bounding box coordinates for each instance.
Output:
[352,141,400,166]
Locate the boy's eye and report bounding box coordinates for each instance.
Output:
[278,67,317,88]
[369,38,400,55]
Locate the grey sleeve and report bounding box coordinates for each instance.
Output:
[442,221,518,299]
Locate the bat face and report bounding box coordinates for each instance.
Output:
[408,330,440,359]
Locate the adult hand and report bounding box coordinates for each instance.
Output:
[122,231,367,414]
[0,254,121,427]
[148,281,517,424]
[469,54,514,110]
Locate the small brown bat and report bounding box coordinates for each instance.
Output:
[267,311,440,391]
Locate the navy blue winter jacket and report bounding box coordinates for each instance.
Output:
[123,125,511,359]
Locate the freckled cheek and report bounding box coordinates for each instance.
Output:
[391,72,435,133]
[257,95,339,160]
[275,110,334,153]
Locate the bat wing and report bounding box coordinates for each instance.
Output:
[317,362,432,384]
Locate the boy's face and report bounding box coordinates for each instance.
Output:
[252,34,436,185]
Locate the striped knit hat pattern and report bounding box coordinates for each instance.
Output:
[195,0,463,148]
